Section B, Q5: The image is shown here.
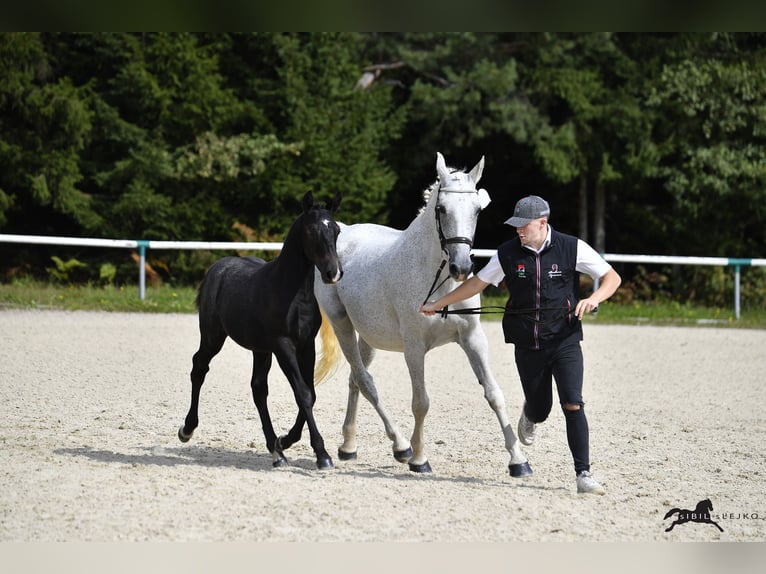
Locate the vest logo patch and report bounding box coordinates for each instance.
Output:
[548,264,562,279]
[516,264,526,278]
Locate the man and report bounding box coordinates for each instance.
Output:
[420,195,621,495]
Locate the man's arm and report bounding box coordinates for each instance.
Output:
[574,268,621,319]
[419,275,490,315]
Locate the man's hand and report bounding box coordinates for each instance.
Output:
[419,301,441,315]
[574,297,599,319]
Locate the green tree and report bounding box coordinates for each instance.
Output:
[44,33,303,243]
[256,32,404,230]
[0,32,98,232]
[516,33,659,253]
[646,32,766,257]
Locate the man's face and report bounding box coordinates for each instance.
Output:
[515,217,548,249]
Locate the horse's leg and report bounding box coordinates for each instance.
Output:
[338,338,377,459]
[330,316,411,463]
[273,340,333,470]
[664,521,677,532]
[249,351,287,467]
[337,371,361,460]
[403,341,431,472]
[458,321,533,477]
[278,411,306,452]
[179,318,226,442]
[277,343,314,452]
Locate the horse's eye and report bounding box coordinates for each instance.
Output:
[436,204,446,214]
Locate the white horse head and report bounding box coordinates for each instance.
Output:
[428,151,491,281]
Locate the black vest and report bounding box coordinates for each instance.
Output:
[497,226,582,349]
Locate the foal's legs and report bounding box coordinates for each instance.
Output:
[273,340,333,470]
[249,351,287,467]
[458,322,532,477]
[178,318,226,442]
[276,342,315,452]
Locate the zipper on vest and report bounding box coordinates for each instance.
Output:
[534,253,541,349]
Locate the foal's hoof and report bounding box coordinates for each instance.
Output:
[408,460,432,473]
[394,447,413,463]
[316,457,334,470]
[508,461,533,478]
[178,426,193,443]
[338,449,357,461]
[272,453,288,468]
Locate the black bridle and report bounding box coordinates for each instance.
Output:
[421,182,479,306]
[434,186,477,251]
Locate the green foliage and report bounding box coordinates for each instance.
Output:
[0,32,765,294]
[46,256,87,283]
[0,33,100,232]
[99,262,117,285]
[174,132,302,182]
[261,33,403,229]
[645,33,766,257]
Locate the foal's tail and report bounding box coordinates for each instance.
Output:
[314,309,341,386]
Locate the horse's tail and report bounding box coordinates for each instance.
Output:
[314,309,341,386]
[663,508,681,520]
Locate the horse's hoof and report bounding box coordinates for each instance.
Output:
[316,457,334,470]
[394,447,413,463]
[508,461,533,478]
[178,426,193,443]
[408,460,432,473]
[272,454,288,468]
[338,449,357,461]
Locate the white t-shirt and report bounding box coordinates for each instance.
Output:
[477,226,612,287]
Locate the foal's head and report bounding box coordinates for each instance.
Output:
[301,191,343,284]
[432,152,491,281]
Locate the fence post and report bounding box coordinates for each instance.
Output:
[729,258,752,321]
[734,265,741,320]
[137,240,150,301]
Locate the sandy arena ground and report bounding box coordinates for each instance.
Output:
[1,309,764,546]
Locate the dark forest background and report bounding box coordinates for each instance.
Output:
[1,33,764,307]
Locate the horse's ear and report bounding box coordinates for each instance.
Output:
[436,152,450,183]
[330,192,342,213]
[302,191,314,213]
[469,155,485,184]
[478,188,491,210]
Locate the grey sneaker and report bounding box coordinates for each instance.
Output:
[576,471,606,495]
[517,410,537,446]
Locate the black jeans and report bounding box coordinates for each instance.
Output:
[514,336,591,475]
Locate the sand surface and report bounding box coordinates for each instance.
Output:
[1,309,764,543]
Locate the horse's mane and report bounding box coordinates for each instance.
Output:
[417,180,440,216]
[417,165,466,216]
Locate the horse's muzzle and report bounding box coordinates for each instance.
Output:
[322,268,343,284]
[449,261,473,281]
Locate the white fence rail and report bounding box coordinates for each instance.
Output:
[1,234,764,319]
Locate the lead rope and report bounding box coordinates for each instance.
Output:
[438,305,597,321]
[422,259,449,306]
